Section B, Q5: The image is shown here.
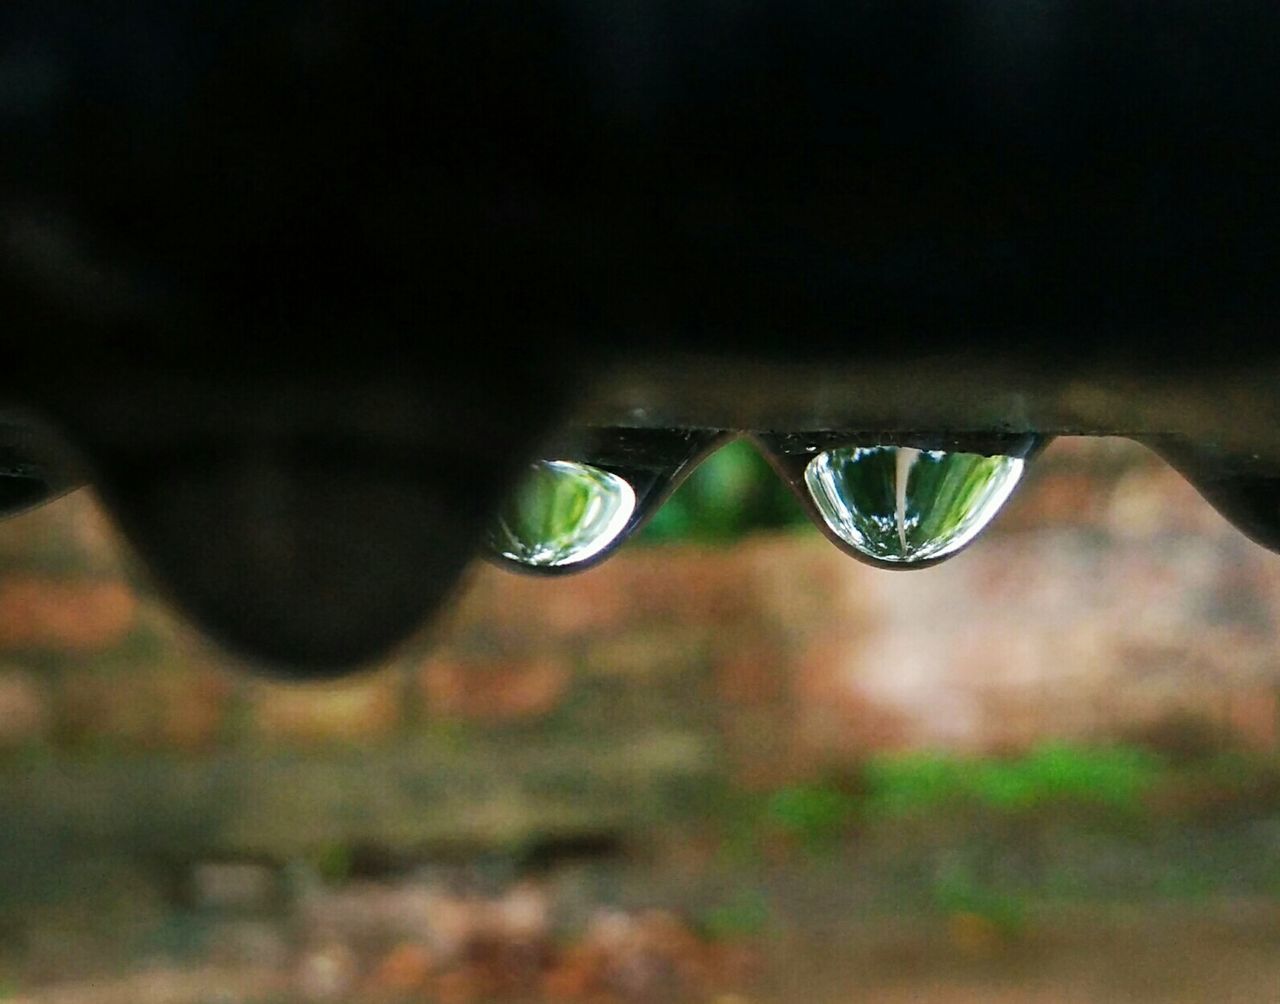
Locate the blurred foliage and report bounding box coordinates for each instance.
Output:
[764,783,860,851]
[636,439,808,545]
[861,743,1163,818]
[703,742,1280,941]
[699,888,772,941]
[729,744,1168,865]
[932,863,1028,938]
[313,842,356,884]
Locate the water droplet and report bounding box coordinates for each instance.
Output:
[1146,437,1280,554]
[0,412,83,519]
[488,460,637,568]
[0,470,55,516]
[486,427,728,574]
[803,444,1027,566]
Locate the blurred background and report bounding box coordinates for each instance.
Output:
[0,435,1279,1003]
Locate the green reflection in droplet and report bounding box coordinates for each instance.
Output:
[804,446,1024,565]
[488,460,637,568]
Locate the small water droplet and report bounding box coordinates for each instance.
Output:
[488,460,637,569]
[1146,437,1280,555]
[803,444,1026,566]
[0,470,53,516]
[804,444,817,453]
[486,426,728,574]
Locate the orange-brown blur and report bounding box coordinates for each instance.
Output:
[0,438,1278,1003]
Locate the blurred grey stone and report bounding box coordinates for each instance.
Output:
[192,862,277,913]
[206,919,288,969]
[0,667,46,745]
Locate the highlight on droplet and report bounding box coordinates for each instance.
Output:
[803,445,1025,566]
[487,460,637,569]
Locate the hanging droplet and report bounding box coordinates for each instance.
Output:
[803,444,1027,566]
[488,460,636,568]
[0,468,57,516]
[487,427,728,574]
[0,412,84,519]
[1145,437,1280,554]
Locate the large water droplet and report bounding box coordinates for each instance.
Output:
[803,445,1026,566]
[488,460,637,568]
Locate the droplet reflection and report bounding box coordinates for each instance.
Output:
[804,446,1025,565]
[488,460,636,569]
